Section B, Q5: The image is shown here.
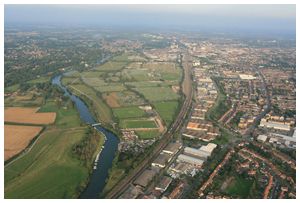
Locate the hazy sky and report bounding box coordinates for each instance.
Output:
[5,4,296,36]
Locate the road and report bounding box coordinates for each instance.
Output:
[105,53,193,198]
[244,68,271,136]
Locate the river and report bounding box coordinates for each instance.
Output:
[52,75,119,199]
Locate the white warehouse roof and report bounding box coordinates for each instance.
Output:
[177,154,204,166]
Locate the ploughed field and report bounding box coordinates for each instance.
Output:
[5,107,56,124]
[4,125,43,161]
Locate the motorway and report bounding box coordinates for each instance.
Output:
[105,53,193,198]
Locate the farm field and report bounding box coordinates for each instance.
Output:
[153,101,179,127]
[103,91,145,108]
[5,107,56,125]
[4,125,43,161]
[4,99,101,198]
[134,86,179,102]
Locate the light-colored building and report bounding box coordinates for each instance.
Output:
[184,147,209,160]
[163,142,182,155]
[177,154,204,166]
[257,134,268,143]
[152,153,172,168]
[260,119,291,131]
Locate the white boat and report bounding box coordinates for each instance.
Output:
[93,165,97,170]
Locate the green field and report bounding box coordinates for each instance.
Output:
[4,100,103,198]
[68,84,113,124]
[225,176,254,198]
[206,78,231,121]
[94,84,126,92]
[135,87,179,102]
[153,101,179,127]
[135,130,160,139]
[95,61,127,71]
[120,119,157,129]
[112,106,146,119]
[5,84,20,93]
[26,76,50,84]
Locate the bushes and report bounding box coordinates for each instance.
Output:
[72,127,101,168]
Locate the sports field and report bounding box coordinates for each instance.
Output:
[112,106,146,119]
[120,119,158,129]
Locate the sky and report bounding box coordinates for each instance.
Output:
[4,4,296,37]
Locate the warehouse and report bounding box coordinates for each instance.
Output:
[163,142,182,155]
[155,176,173,192]
[177,154,204,166]
[152,153,172,168]
[257,134,268,142]
[134,169,158,188]
[199,143,217,156]
[184,147,209,160]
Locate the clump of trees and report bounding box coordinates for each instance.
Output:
[72,127,101,168]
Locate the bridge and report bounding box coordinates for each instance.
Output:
[91,123,102,127]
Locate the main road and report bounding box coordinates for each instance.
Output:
[105,53,193,198]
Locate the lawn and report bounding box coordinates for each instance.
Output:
[225,176,254,198]
[153,101,179,127]
[135,87,179,102]
[112,106,146,119]
[4,101,96,198]
[120,119,158,129]
[135,130,160,139]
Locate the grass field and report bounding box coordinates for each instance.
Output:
[103,91,145,107]
[225,176,254,198]
[135,130,160,139]
[68,84,113,124]
[135,87,179,102]
[120,119,158,129]
[5,84,20,93]
[94,84,126,92]
[206,78,231,121]
[26,76,50,84]
[95,61,127,71]
[112,106,146,119]
[153,101,179,127]
[4,94,44,107]
[4,100,94,198]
